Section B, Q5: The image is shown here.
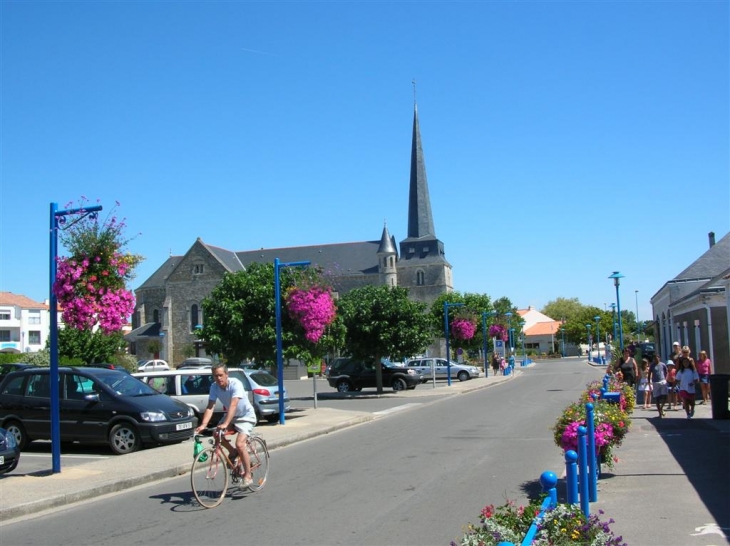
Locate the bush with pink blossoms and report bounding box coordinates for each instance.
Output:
[285,285,336,344]
[488,324,508,341]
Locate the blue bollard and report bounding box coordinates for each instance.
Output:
[565,450,579,504]
[540,470,558,508]
[586,403,597,502]
[577,425,590,517]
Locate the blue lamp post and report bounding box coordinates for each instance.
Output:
[560,324,566,358]
[519,320,526,366]
[481,311,496,377]
[609,303,617,344]
[594,316,601,364]
[49,201,102,473]
[274,258,310,424]
[609,272,625,350]
[586,324,592,362]
[505,311,513,353]
[443,302,464,386]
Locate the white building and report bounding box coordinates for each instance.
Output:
[0,292,52,354]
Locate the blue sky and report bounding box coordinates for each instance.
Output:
[2,0,728,323]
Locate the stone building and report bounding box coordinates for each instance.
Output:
[126,105,453,365]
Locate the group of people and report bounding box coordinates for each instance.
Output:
[610,341,713,419]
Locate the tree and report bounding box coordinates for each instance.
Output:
[541,297,584,322]
[51,328,126,365]
[337,285,434,393]
[200,263,339,368]
[429,292,494,355]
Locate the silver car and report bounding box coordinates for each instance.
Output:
[406,358,481,382]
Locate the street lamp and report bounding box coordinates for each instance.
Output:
[519,320,526,366]
[505,311,513,353]
[481,311,496,377]
[49,201,103,473]
[560,320,566,357]
[586,324,592,361]
[609,272,625,350]
[594,316,601,364]
[609,303,617,344]
[274,258,310,424]
[443,302,464,386]
[635,290,640,341]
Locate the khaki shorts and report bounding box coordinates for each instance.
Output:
[221,418,255,437]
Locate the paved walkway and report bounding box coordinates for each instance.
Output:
[1,361,728,546]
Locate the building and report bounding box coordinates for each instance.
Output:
[515,307,568,355]
[650,231,730,373]
[127,104,454,365]
[0,292,52,354]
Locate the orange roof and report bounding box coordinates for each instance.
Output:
[525,321,559,336]
[0,292,48,310]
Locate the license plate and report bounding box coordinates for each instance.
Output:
[176,422,193,431]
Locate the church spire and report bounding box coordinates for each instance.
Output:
[407,103,436,239]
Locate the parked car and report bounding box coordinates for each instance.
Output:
[636,342,656,362]
[326,359,421,392]
[177,357,213,369]
[132,367,289,423]
[406,358,481,382]
[137,359,170,372]
[0,367,195,455]
[0,363,33,381]
[0,427,20,474]
[89,363,131,374]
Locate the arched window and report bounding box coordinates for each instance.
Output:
[191,304,199,332]
[416,270,425,286]
[153,309,159,323]
[389,256,394,268]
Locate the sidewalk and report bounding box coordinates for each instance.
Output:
[0,369,517,522]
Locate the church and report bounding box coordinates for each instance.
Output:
[126,105,454,365]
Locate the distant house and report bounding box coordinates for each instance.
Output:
[650,231,729,373]
[0,292,52,354]
[126,105,454,365]
[516,307,576,355]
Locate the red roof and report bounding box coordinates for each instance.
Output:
[525,321,559,336]
[0,292,48,310]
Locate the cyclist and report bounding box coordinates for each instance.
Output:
[195,363,257,487]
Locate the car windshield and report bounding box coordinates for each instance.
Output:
[248,371,277,387]
[97,373,158,396]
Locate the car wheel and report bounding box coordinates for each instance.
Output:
[4,420,28,451]
[109,423,141,455]
[457,371,469,382]
[265,414,279,423]
[336,380,352,393]
[392,378,407,391]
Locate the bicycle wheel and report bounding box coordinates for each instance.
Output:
[191,447,229,508]
[247,436,269,492]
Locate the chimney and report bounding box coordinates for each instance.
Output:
[709,232,716,248]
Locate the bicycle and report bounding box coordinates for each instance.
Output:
[190,428,270,508]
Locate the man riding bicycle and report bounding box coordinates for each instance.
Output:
[195,363,257,488]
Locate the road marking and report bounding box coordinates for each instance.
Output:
[691,523,728,539]
[373,403,422,417]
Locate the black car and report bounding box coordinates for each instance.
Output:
[636,342,656,362]
[0,363,33,381]
[0,427,20,474]
[0,367,195,455]
[326,359,421,392]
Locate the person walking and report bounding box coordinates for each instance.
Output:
[639,358,652,409]
[666,360,678,410]
[614,348,638,387]
[491,353,500,376]
[675,348,700,419]
[695,350,713,405]
[649,354,669,417]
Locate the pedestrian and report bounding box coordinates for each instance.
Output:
[666,360,678,410]
[491,353,500,376]
[499,357,506,376]
[695,350,713,405]
[614,348,638,387]
[639,358,652,409]
[676,348,699,418]
[649,354,669,417]
[668,341,681,364]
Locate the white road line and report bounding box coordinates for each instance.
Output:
[373,403,422,417]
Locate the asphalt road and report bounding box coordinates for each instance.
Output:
[2,360,604,546]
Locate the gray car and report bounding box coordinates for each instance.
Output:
[406,358,481,382]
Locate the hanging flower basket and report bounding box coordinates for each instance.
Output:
[488,324,508,341]
[452,318,476,341]
[285,285,336,344]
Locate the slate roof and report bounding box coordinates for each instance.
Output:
[236,241,381,276]
[137,256,182,290]
[377,225,398,256]
[0,292,48,309]
[407,104,436,240]
[673,231,730,281]
[125,322,161,340]
[671,264,730,307]
[202,241,245,273]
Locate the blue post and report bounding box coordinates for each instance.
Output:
[541,470,558,508]
[577,425,590,517]
[565,450,579,504]
[609,271,625,351]
[482,312,488,377]
[586,403,597,501]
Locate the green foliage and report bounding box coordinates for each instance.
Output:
[56,328,127,364]
[428,292,499,354]
[338,285,433,390]
[0,353,31,365]
[541,297,584,322]
[200,263,338,366]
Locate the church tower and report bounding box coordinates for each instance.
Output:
[377,223,398,287]
[397,103,453,304]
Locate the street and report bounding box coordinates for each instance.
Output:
[1,360,604,546]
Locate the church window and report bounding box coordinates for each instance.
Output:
[389,256,394,267]
[153,309,159,323]
[416,270,425,286]
[193,264,205,275]
[191,304,199,332]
